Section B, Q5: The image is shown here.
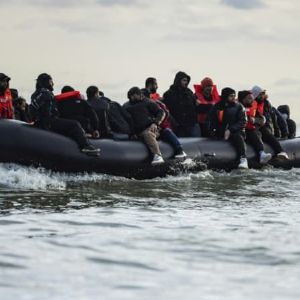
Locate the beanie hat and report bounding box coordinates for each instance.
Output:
[201,77,214,88]
[251,85,263,99]
[0,73,11,82]
[127,87,141,99]
[61,85,75,93]
[221,87,236,101]
[238,90,251,102]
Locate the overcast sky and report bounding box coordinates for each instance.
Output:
[1,0,300,117]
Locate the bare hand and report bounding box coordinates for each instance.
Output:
[224,129,231,140]
[92,130,100,139]
[150,123,158,133]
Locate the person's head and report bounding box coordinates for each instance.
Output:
[10,88,19,100]
[0,73,10,94]
[127,87,142,102]
[36,73,53,91]
[201,77,214,99]
[86,85,99,99]
[61,85,75,93]
[145,77,158,93]
[251,85,266,103]
[173,71,191,89]
[238,90,253,107]
[221,87,236,103]
[14,97,27,111]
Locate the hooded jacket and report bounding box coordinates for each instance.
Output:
[208,88,246,137]
[123,98,164,134]
[163,72,198,128]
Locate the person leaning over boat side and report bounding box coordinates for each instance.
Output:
[238,91,272,164]
[86,86,132,139]
[0,73,14,119]
[208,87,248,169]
[251,86,289,159]
[141,85,186,159]
[194,77,221,137]
[124,87,165,165]
[163,71,201,137]
[29,73,100,155]
[55,86,100,139]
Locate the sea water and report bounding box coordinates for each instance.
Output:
[0,163,300,300]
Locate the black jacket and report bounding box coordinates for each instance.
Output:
[30,88,59,128]
[208,100,246,137]
[123,98,164,134]
[57,98,98,133]
[163,71,198,128]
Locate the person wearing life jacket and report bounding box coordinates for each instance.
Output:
[208,87,248,169]
[55,86,100,139]
[163,71,201,137]
[0,73,14,119]
[30,73,100,156]
[141,87,187,159]
[277,105,296,139]
[238,91,272,164]
[251,86,289,159]
[124,87,165,165]
[86,86,132,139]
[194,77,220,137]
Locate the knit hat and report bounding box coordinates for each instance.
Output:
[238,90,252,102]
[201,77,214,88]
[221,87,236,101]
[0,73,11,82]
[127,87,141,99]
[251,85,264,99]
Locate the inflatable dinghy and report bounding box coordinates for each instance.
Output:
[0,120,298,179]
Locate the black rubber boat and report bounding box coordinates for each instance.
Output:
[0,120,297,179]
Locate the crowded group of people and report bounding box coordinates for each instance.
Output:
[0,71,296,167]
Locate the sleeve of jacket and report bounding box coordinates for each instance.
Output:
[84,102,99,131]
[228,104,246,133]
[147,100,165,125]
[273,107,289,138]
[206,105,219,135]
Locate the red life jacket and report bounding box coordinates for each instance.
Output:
[194,84,220,123]
[0,89,14,119]
[256,101,265,115]
[217,110,224,124]
[150,94,172,129]
[150,93,162,101]
[55,91,81,102]
[245,101,258,130]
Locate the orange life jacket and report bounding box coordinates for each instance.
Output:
[0,89,14,119]
[245,101,257,130]
[194,84,220,123]
[55,91,81,102]
[256,101,264,115]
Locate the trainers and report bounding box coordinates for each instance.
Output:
[81,145,100,154]
[277,152,289,159]
[259,151,272,164]
[238,157,248,169]
[151,154,164,165]
[174,150,187,159]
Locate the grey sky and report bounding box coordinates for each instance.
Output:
[1,0,300,118]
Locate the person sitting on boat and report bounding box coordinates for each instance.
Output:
[13,97,31,123]
[194,77,220,137]
[30,73,100,155]
[0,73,14,120]
[163,71,201,137]
[251,86,288,159]
[277,105,296,139]
[86,86,132,139]
[55,86,100,139]
[141,86,187,159]
[238,91,272,164]
[124,87,165,165]
[208,87,248,169]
